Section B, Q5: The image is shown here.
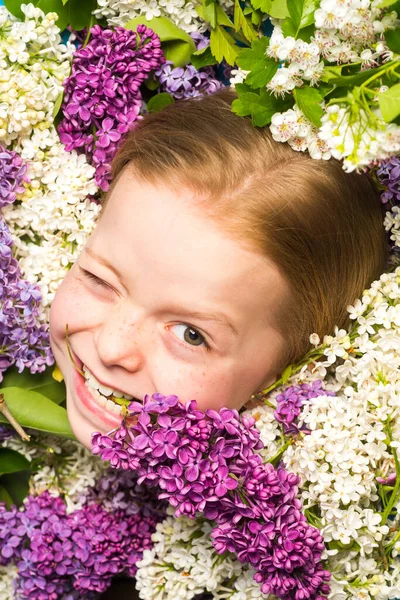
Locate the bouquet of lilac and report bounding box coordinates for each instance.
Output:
[92,393,331,600]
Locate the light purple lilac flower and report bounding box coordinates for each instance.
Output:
[0,146,29,208]
[0,216,53,381]
[91,394,331,599]
[377,156,400,204]
[155,60,224,100]
[58,24,165,192]
[274,381,335,435]
[0,472,163,598]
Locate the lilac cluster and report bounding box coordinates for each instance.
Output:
[0,474,162,599]
[377,156,400,204]
[274,381,335,435]
[0,217,53,380]
[92,394,331,600]
[155,61,224,100]
[0,424,14,441]
[58,24,165,192]
[0,146,29,208]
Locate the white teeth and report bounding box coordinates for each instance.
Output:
[106,399,116,412]
[82,365,134,400]
[98,383,115,396]
[97,394,107,407]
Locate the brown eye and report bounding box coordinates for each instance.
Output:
[184,327,204,346]
[171,324,206,347]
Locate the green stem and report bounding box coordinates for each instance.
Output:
[267,438,292,464]
[381,421,400,524]
[83,16,94,48]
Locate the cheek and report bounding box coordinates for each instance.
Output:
[49,270,94,337]
[152,355,239,411]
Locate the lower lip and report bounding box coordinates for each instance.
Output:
[72,362,124,430]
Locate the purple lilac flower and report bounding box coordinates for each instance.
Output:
[58,24,165,192]
[91,394,331,599]
[0,217,54,381]
[274,380,335,435]
[0,424,14,440]
[0,146,29,208]
[155,60,224,100]
[0,479,163,598]
[376,156,400,204]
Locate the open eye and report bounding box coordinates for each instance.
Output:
[170,324,208,348]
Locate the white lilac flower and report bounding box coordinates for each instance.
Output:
[3,128,99,310]
[1,435,106,512]
[0,565,17,600]
[244,401,281,460]
[0,5,75,146]
[92,0,234,34]
[135,510,243,600]
[318,104,400,172]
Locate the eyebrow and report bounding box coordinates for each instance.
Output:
[172,307,238,336]
[84,247,125,283]
[84,247,237,336]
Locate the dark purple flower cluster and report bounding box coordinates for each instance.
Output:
[0,424,14,441]
[377,156,400,204]
[155,61,224,100]
[274,381,335,435]
[58,24,165,192]
[0,146,29,208]
[92,394,331,600]
[0,217,53,380]
[0,477,162,599]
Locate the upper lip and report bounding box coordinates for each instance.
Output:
[74,351,140,399]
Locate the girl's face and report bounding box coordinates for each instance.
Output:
[50,169,289,448]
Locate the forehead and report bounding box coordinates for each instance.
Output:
[94,169,288,326]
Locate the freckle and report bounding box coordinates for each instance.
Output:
[202,372,206,377]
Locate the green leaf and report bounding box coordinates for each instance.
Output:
[210,25,238,66]
[232,83,293,126]
[385,27,400,54]
[0,484,13,508]
[295,23,316,42]
[236,37,279,88]
[144,74,161,91]
[190,45,217,69]
[68,0,97,31]
[288,0,318,33]
[61,0,69,4]
[293,86,324,127]
[125,17,196,67]
[375,0,400,7]
[281,364,293,384]
[0,471,31,507]
[0,387,74,438]
[52,90,64,119]
[1,367,66,405]
[146,92,175,113]
[269,0,289,19]
[36,0,69,30]
[234,0,257,42]
[215,3,235,27]
[0,449,30,476]
[250,0,272,12]
[4,0,25,19]
[320,65,384,86]
[196,0,217,28]
[379,83,400,122]
[320,65,343,82]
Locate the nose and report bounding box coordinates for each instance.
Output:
[94,302,145,372]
